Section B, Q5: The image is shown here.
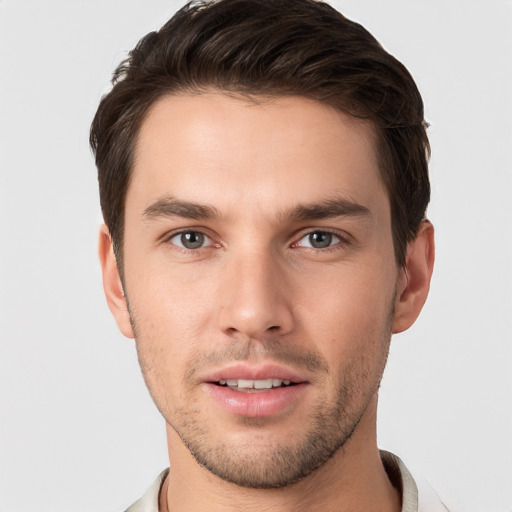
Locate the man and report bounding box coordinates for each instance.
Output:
[90,1,442,510]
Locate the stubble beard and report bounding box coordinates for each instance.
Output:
[129,301,394,489]
[168,372,372,489]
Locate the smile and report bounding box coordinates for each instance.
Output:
[201,363,309,417]
[217,378,293,391]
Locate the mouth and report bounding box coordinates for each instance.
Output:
[213,378,295,392]
[203,365,308,417]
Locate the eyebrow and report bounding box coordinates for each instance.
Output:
[142,197,221,221]
[282,198,371,222]
[142,196,371,223]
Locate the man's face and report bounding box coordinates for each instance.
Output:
[114,93,404,487]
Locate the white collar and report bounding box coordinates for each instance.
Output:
[125,451,449,512]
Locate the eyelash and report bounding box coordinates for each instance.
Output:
[165,230,219,253]
[164,228,350,254]
[291,229,351,252]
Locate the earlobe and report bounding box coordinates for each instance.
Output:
[392,220,435,334]
[98,225,135,339]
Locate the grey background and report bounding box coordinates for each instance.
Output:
[1,1,511,511]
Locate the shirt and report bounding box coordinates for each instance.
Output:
[124,451,449,512]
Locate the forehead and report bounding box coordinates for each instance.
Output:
[129,92,387,219]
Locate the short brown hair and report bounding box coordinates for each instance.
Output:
[90,0,430,267]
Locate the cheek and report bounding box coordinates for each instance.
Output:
[125,268,215,399]
[130,294,204,418]
[294,260,397,332]
[292,260,396,376]
[127,258,216,335]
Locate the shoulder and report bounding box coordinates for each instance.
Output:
[416,474,451,512]
[380,450,450,512]
[123,469,169,512]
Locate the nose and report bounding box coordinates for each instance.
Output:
[217,250,295,340]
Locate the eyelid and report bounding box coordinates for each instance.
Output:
[291,228,352,249]
[163,227,221,251]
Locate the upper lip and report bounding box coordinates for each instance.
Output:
[202,363,308,384]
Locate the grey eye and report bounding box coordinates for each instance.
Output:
[171,231,208,249]
[309,232,333,248]
[298,231,340,249]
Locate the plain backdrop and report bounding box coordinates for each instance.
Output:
[1,1,511,511]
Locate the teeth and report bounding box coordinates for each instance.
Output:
[219,379,292,388]
[254,379,273,389]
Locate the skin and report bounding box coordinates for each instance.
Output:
[99,93,434,512]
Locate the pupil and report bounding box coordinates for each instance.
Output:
[181,232,204,249]
[310,232,332,248]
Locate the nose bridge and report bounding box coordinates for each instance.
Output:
[217,245,294,339]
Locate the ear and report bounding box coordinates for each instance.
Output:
[98,224,134,338]
[392,220,435,334]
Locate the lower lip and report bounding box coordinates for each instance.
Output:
[204,383,308,418]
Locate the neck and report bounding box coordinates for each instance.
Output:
[161,399,401,512]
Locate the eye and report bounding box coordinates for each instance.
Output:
[169,231,211,250]
[296,231,342,249]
